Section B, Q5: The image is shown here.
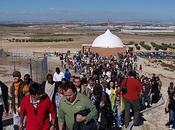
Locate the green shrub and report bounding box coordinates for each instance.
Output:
[134,43,138,46]
[155,47,159,51]
[126,41,135,45]
[139,41,151,50]
[9,38,74,42]
[136,46,140,50]
[151,42,157,47]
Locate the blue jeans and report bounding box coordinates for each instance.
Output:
[141,94,151,107]
[169,109,175,128]
[114,107,122,127]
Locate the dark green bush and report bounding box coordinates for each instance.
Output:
[139,41,151,50]
[136,46,140,50]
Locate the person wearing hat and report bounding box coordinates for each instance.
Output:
[9,71,24,130]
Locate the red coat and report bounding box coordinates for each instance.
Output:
[20,95,56,130]
[120,77,142,101]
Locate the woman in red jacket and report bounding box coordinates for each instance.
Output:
[20,82,56,130]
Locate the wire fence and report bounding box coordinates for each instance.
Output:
[0,49,48,84]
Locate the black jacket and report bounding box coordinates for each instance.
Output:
[73,109,97,130]
[0,81,9,113]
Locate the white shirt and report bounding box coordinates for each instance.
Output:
[45,81,55,101]
[53,72,65,82]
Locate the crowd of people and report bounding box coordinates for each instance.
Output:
[0,49,165,130]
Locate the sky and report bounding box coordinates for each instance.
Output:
[0,0,175,23]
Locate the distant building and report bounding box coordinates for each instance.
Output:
[91,29,125,56]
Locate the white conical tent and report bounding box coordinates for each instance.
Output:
[91,29,125,56]
[92,29,124,48]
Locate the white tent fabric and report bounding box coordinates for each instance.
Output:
[92,29,124,48]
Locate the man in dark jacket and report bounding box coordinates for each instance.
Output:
[91,84,114,130]
[0,81,9,129]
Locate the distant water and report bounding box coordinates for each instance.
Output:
[78,26,114,30]
[121,29,174,33]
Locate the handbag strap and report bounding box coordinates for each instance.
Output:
[120,78,128,93]
[124,78,128,87]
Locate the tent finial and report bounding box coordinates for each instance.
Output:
[107,19,110,29]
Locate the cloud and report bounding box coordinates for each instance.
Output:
[49,8,56,10]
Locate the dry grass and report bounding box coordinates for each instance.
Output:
[161,62,175,71]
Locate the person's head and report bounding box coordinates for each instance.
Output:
[99,76,104,84]
[143,78,147,84]
[108,80,115,89]
[55,81,63,94]
[73,77,81,87]
[152,74,156,77]
[12,71,21,83]
[93,84,103,101]
[24,74,31,84]
[46,74,53,84]
[128,70,136,78]
[61,78,67,83]
[88,77,95,87]
[156,76,160,81]
[62,81,77,103]
[65,68,69,72]
[56,67,60,74]
[170,82,174,87]
[29,82,41,100]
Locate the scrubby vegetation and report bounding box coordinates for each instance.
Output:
[136,45,140,50]
[161,62,175,71]
[126,40,175,51]
[150,42,175,51]
[7,38,74,42]
[125,41,135,45]
[150,42,167,50]
[139,41,151,50]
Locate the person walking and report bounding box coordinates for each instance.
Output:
[41,74,56,104]
[20,82,56,130]
[53,67,64,82]
[120,70,142,128]
[9,71,24,130]
[165,91,175,130]
[64,68,71,81]
[22,74,32,96]
[90,84,114,130]
[165,82,175,127]
[58,81,97,130]
[0,81,9,129]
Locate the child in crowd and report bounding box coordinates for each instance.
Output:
[114,86,123,128]
[55,82,63,113]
